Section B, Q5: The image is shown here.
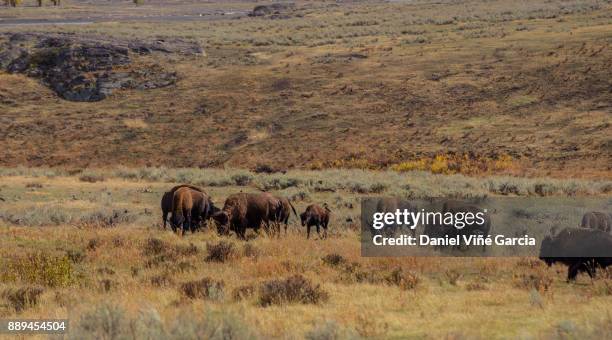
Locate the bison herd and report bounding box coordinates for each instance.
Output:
[162,186,611,282]
[161,184,331,240]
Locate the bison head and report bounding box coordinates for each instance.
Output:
[209,202,221,216]
[212,211,230,235]
[538,235,555,266]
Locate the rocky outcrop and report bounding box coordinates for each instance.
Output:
[249,3,296,18]
[0,33,203,102]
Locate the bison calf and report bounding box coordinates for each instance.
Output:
[300,204,331,239]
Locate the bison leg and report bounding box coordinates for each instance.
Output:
[567,262,581,281]
[316,224,321,239]
[238,226,247,240]
[307,225,311,239]
[323,221,329,239]
[162,212,168,230]
[183,210,192,236]
[284,217,289,235]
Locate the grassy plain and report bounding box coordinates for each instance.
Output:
[0,0,610,177]
[0,0,611,338]
[0,168,611,338]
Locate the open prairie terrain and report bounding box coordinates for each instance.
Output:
[1,0,611,338]
[0,168,611,338]
[0,0,610,177]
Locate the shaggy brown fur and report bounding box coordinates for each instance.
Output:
[212,193,279,239]
[374,197,417,236]
[161,184,206,230]
[300,204,331,239]
[275,196,297,234]
[171,187,215,235]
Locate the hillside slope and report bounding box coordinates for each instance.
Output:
[0,0,610,177]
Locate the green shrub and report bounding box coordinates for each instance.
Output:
[70,305,257,339]
[72,304,126,339]
[1,254,74,287]
[231,173,253,186]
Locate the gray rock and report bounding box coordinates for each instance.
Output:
[0,32,201,102]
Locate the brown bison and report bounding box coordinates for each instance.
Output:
[266,195,297,235]
[423,200,491,252]
[300,204,331,239]
[171,187,217,235]
[161,184,206,230]
[374,197,417,236]
[212,192,279,239]
[539,227,612,281]
[580,211,611,233]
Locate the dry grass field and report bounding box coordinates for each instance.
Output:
[0,0,610,177]
[0,168,611,338]
[0,0,611,338]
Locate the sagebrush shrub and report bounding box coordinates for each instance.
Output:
[149,272,175,287]
[322,253,347,267]
[385,267,420,290]
[2,286,44,312]
[514,270,553,292]
[180,277,224,300]
[242,243,260,259]
[206,241,235,262]
[232,284,255,301]
[259,274,328,306]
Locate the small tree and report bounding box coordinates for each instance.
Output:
[37,0,43,6]
[134,0,144,5]
[9,0,23,7]
[51,0,60,5]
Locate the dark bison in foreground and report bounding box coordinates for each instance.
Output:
[300,204,331,239]
[171,187,217,235]
[212,193,279,239]
[161,184,207,230]
[539,228,612,281]
[580,211,611,233]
